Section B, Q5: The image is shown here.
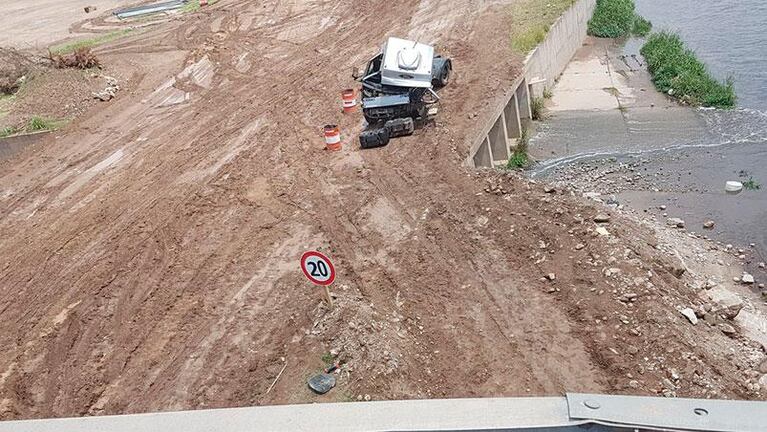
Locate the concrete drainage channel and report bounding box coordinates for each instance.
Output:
[466,0,596,168]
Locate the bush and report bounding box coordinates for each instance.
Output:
[640,32,736,108]
[588,0,635,38]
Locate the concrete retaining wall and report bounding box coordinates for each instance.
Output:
[466,0,595,168]
[525,0,596,99]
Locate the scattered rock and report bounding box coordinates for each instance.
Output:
[703,220,715,229]
[595,226,610,236]
[666,217,685,228]
[543,186,556,194]
[719,323,737,336]
[546,273,556,281]
[704,279,717,290]
[307,373,336,394]
[710,291,744,320]
[659,205,667,211]
[725,181,743,194]
[742,273,755,284]
[593,214,611,223]
[680,308,698,325]
[628,380,640,388]
[574,243,585,250]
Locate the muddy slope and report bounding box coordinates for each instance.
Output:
[0,0,764,420]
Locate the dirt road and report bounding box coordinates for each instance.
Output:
[0,0,764,420]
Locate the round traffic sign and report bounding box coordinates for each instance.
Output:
[300,251,336,286]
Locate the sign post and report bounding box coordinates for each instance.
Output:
[300,251,336,308]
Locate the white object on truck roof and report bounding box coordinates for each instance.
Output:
[380,37,434,89]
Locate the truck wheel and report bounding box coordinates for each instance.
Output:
[438,65,451,87]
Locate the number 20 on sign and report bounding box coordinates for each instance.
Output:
[300,251,336,308]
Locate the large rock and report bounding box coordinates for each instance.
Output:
[707,288,744,320]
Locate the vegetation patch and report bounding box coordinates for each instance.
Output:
[49,29,133,55]
[26,116,66,133]
[587,0,651,38]
[510,0,577,54]
[506,128,531,169]
[640,32,735,108]
[0,126,17,138]
[743,177,761,191]
[531,97,545,120]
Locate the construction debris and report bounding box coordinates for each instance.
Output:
[114,0,187,19]
[92,76,119,101]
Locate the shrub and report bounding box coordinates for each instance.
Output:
[640,32,735,108]
[588,0,635,38]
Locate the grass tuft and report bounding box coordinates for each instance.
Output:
[531,97,545,120]
[26,116,65,132]
[640,31,736,108]
[506,128,530,169]
[0,126,17,138]
[743,177,761,191]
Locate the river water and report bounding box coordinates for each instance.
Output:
[532,0,767,259]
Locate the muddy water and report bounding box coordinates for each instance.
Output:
[532,0,767,256]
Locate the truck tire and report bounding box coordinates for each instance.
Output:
[438,64,451,87]
[359,128,390,149]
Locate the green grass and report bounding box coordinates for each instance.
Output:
[510,0,577,54]
[588,0,651,38]
[26,116,66,132]
[543,88,553,99]
[0,126,17,138]
[49,29,133,55]
[320,352,335,364]
[640,31,736,108]
[743,177,761,190]
[632,15,652,36]
[531,97,545,120]
[506,128,530,169]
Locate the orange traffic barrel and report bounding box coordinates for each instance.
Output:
[341,89,357,113]
[323,124,342,151]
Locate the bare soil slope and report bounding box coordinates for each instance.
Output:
[0,0,764,420]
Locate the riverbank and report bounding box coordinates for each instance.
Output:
[527,32,767,364]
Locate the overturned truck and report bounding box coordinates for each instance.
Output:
[353,37,452,148]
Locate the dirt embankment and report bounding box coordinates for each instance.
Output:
[0,0,765,421]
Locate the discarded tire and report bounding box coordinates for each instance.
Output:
[359,128,390,149]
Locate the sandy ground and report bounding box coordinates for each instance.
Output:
[2,1,139,50]
[0,0,766,422]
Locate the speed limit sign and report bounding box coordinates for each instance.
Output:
[300,251,336,286]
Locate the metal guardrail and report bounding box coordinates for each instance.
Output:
[0,393,765,432]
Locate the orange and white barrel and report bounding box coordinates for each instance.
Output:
[323,124,342,151]
[341,89,357,113]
